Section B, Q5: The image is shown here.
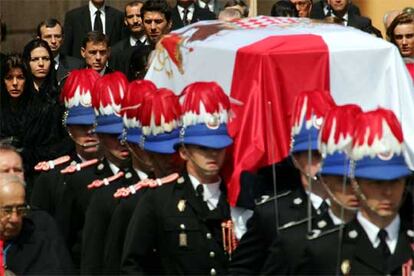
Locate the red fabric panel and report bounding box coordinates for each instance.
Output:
[406,63,414,82]
[225,35,330,206]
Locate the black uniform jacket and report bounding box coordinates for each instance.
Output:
[171,4,216,31]
[61,5,124,58]
[56,158,114,267]
[31,151,81,218]
[229,185,320,275]
[5,210,74,275]
[103,188,149,274]
[81,167,140,274]
[56,54,84,86]
[261,210,337,275]
[121,172,231,275]
[297,218,414,275]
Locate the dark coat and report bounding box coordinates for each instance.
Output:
[261,211,337,274]
[31,151,81,218]
[56,158,114,268]
[229,186,320,275]
[5,210,74,275]
[121,173,231,275]
[61,5,125,58]
[297,218,414,275]
[56,54,84,86]
[310,0,361,20]
[103,190,148,274]
[171,4,216,31]
[81,167,140,274]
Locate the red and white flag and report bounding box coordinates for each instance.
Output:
[146,16,414,206]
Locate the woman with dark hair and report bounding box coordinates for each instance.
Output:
[0,54,70,190]
[270,1,298,17]
[22,38,58,100]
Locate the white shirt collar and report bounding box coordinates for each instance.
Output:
[54,54,60,70]
[328,209,344,225]
[134,168,148,181]
[130,35,147,47]
[198,0,214,12]
[307,191,325,210]
[177,4,195,22]
[357,212,400,254]
[89,1,106,33]
[76,153,87,163]
[107,160,120,175]
[189,174,221,210]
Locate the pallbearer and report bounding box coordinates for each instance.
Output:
[298,108,414,275]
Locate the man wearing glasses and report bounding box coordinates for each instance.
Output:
[0,145,73,274]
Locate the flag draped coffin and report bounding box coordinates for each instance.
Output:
[146,16,414,206]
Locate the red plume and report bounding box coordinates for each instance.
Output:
[319,104,363,155]
[139,88,182,135]
[351,108,404,160]
[121,80,157,127]
[180,82,231,127]
[291,90,336,136]
[92,71,128,116]
[61,69,100,108]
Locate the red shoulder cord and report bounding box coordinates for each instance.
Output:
[221,220,238,260]
[87,171,125,189]
[34,155,71,172]
[113,173,180,198]
[60,159,99,174]
[0,240,4,276]
[401,243,414,276]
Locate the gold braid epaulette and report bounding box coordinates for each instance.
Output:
[113,173,181,198]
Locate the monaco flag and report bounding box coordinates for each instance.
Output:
[146,16,414,206]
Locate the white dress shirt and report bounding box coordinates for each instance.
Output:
[177,4,195,23]
[89,1,106,34]
[198,0,215,13]
[357,212,400,254]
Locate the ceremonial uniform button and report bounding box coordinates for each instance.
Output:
[209,251,215,258]
[293,197,302,205]
[210,268,216,276]
[206,233,212,239]
[125,172,132,179]
[97,163,105,171]
[180,224,186,230]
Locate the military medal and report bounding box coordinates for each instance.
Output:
[179,224,187,247]
[177,200,186,212]
[341,259,351,275]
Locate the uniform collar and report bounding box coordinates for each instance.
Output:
[188,174,221,209]
[328,208,344,225]
[357,212,400,254]
[134,168,148,181]
[306,191,325,210]
[107,160,121,175]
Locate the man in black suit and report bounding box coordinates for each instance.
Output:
[311,0,360,19]
[311,0,372,32]
[62,0,124,59]
[37,18,84,86]
[297,109,414,275]
[81,31,113,75]
[110,1,146,75]
[171,0,216,30]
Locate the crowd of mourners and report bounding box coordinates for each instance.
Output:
[0,0,413,275]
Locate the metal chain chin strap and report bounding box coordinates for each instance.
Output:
[319,173,358,212]
[63,111,99,148]
[290,153,320,183]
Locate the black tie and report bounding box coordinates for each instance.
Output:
[94,10,103,33]
[319,200,329,214]
[182,8,190,25]
[378,229,391,258]
[196,184,204,199]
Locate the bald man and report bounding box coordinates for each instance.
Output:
[0,149,74,274]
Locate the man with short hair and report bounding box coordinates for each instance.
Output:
[311,0,360,19]
[141,0,173,45]
[37,18,83,84]
[61,0,124,59]
[0,144,24,181]
[388,12,414,59]
[81,31,112,75]
[171,0,216,30]
[0,168,73,274]
[110,1,147,75]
